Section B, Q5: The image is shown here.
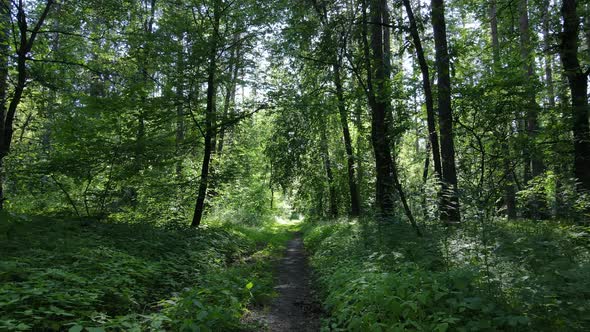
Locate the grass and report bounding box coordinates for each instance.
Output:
[0,212,294,331]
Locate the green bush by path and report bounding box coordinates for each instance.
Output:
[302,218,590,331]
[0,212,288,331]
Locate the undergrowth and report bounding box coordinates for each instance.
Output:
[302,218,590,331]
[0,212,289,331]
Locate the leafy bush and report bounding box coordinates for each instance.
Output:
[303,218,590,331]
[0,212,284,331]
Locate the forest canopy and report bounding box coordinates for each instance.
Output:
[1,0,590,330]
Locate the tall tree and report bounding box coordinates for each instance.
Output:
[312,0,361,217]
[431,0,460,223]
[402,0,442,180]
[0,0,54,210]
[192,0,221,227]
[320,117,338,218]
[364,0,396,216]
[519,0,545,219]
[489,0,517,219]
[559,0,590,194]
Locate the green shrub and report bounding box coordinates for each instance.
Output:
[0,213,284,331]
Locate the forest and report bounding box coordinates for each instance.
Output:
[1,0,590,330]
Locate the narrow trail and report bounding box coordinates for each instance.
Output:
[264,232,321,332]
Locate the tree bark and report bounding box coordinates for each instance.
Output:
[365,0,395,216]
[542,0,555,109]
[560,0,590,194]
[321,121,337,218]
[519,0,544,194]
[313,0,360,217]
[135,0,157,167]
[431,0,460,224]
[402,0,442,180]
[191,0,220,227]
[176,40,185,178]
[489,0,517,219]
[334,59,360,216]
[0,0,10,210]
[355,96,364,212]
[217,33,240,156]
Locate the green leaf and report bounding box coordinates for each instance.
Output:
[86,328,106,332]
[68,325,84,332]
[245,281,254,290]
[436,323,449,332]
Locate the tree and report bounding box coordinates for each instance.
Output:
[192,0,222,227]
[559,0,590,195]
[312,0,361,217]
[488,0,517,219]
[365,0,396,216]
[402,0,442,181]
[431,0,460,223]
[0,0,54,210]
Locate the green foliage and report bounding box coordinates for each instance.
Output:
[0,214,286,331]
[303,218,590,331]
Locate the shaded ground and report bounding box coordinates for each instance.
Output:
[246,231,321,331]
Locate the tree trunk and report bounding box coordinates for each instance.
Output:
[519,0,545,220]
[313,0,360,217]
[365,0,395,216]
[402,0,442,179]
[217,33,240,156]
[519,0,546,218]
[560,0,590,194]
[176,43,185,178]
[334,60,360,216]
[431,0,460,223]
[379,0,417,231]
[490,0,517,219]
[0,0,10,210]
[191,0,220,227]
[136,0,157,168]
[321,122,337,218]
[542,0,555,109]
[0,0,53,211]
[355,96,364,212]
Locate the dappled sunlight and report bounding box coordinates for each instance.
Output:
[274,214,304,225]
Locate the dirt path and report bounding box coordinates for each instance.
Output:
[264,232,321,332]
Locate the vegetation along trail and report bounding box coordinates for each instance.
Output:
[2,0,590,331]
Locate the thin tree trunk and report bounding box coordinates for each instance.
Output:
[422,143,430,218]
[192,0,220,227]
[0,0,53,211]
[519,0,544,215]
[490,0,517,219]
[519,0,545,220]
[560,0,590,194]
[0,0,10,210]
[379,0,417,231]
[393,157,422,236]
[403,0,442,179]
[334,59,360,216]
[136,0,157,167]
[355,97,364,212]
[431,0,460,223]
[312,0,360,217]
[321,122,337,218]
[217,33,240,156]
[543,0,555,109]
[176,44,185,178]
